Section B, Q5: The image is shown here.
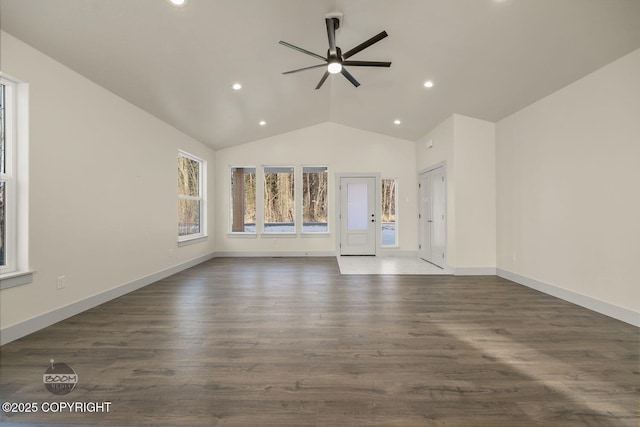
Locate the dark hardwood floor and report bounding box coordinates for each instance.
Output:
[0,257,638,426]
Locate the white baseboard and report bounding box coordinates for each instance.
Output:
[0,252,217,345]
[497,268,639,327]
[215,251,336,257]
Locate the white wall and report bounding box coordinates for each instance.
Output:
[454,115,496,268]
[416,114,496,271]
[0,32,216,335]
[496,48,640,317]
[215,122,418,255]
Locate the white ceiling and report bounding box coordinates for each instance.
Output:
[1,0,639,150]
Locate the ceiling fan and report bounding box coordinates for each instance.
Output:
[279,15,391,89]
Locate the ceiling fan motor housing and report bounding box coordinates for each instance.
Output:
[325,12,343,30]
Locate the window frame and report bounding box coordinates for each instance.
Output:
[0,79,16,273]
[0,72,31,289]
[381,177,399,248]
[228,166,257,235]
[262,165,296,235]
[177,150,207,243]
[301,165,329,235]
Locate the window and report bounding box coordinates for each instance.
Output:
[0,81,10,270]
[302,166,328,233]
[230,167,256,233]
[178,151,206,241]
[263,166,295,233]
[381,178,397,246]
[0,73,30,288]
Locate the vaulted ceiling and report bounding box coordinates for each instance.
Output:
[2,0,639,149]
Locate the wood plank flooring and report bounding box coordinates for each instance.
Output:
[0,257,638,426]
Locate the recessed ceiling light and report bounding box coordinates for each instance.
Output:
[167,0,188,7]
[259,120,266,126]
[394,119,401,125]
[232,83,242,90]
[424,80,434,88]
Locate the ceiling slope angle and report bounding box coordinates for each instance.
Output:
[1,0,639,149]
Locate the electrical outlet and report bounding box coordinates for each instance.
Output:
[56,276,65,290]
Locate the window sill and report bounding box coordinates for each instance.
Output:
[178,235,208,247]
[260,233,297,238]
[226,233,257,239]
[0,270,34,290]
[301,232,331,238]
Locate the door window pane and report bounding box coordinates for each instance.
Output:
[347,183,368,230]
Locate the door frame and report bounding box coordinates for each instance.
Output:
[336,173,381,256]
[418,162,447,267]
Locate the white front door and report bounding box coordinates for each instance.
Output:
[340,177,376,255]
[419,167,446,267]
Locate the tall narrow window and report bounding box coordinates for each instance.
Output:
[0,74,30,288]
[0,82,9,270]
[302,166,328,233]
[263,166,295,233]
[178,151,206,241]
[381,178,397,246]
[230,167,256,233]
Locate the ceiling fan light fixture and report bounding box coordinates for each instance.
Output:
[279,15,390,89]
[167,0,188,7]
[328,61,342,74]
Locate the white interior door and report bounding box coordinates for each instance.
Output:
[431,167,446,266]
[418,172,431,261]
[418,167,446,267]
[340,177,376,255]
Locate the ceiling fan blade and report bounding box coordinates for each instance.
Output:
[341,67,360,88]
[342,60,391,67]
[282,63,328,75]
[325,18,338,57]
[315,71,330,90]
[279,41,326,62]
[342,31,388,60]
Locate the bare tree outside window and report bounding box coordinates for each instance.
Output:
[303,166,328,232]
[0,84,7,267]
[263,167,294,232]
[178,153,204,238]
[230,167,256,232]
[381,178,397,246]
